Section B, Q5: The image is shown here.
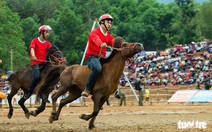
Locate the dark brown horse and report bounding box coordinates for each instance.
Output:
[41,37,143,129]
[6,45,67,119]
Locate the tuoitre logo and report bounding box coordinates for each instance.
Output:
[178,120,207,129]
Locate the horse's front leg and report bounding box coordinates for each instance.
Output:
[79,95,101,121]
[88,97,108,129]
[18,95,31,119]
[79,95,104,129]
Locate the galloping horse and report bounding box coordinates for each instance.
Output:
[44,36,143,129]
[6,45,67,119]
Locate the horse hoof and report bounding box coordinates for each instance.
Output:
[31,111,37,117]
[49,115,54,123]
[79,114,89,121]
[89,124,95,129]
[49,112,58,123]
[25,112,31,119]
[7,114,12,119]
[79,114,85,119]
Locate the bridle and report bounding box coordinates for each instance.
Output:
[49,50,67,64]
[120,42,137,49]
[31,49,67,70]
[109,42,138,51]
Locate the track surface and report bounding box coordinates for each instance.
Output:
[0,103,211,132]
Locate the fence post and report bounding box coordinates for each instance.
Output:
[30,97,32,108]
[149,87,152,105]
[166,87,169,101]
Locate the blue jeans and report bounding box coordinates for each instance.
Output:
[86,56,102,90]
[28,64,41,93]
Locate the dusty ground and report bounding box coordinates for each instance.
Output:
[0,102,212,132]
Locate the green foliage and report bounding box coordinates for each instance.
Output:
[174,0,200,43]
[5,0,63,23]
[21,17,40,48]
[196,0,212,39]
[0,0,211,73]
[54,4,84,64]
[0,2,28,73]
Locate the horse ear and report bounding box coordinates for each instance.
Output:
[52,45,59,50]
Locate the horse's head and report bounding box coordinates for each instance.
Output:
[114,36,144,58]
[46,45,67,65]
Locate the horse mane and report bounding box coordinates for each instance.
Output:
[40,45,62,73]
[36,64,67,97]
[100,36,125,64]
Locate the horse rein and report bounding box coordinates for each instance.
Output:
[32,50,66,65]
[109,42,138,51]
[98,42,138,59]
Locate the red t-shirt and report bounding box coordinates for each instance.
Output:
[29,37,52,66]
[85,27,114,60]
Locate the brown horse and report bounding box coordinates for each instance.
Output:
[44,37,143,129]
[6,45,67,119]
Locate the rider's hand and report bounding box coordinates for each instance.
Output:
[100,43,107,48]
[32,55,37,60]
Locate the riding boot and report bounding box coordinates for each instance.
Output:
[41,93,50,103]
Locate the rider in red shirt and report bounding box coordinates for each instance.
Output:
[85,22,114,60]
[81,14,114,97]
[29,37,52,66]
[24,25,52,99]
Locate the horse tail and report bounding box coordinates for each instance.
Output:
[6,69,26,94]
[6,73,14,82]
[6,69,24,82]
[36,65,67,97]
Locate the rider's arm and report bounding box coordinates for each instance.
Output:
[30,48,37,60]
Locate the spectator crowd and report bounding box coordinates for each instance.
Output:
[122,40,212,90]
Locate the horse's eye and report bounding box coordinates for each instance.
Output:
[122,43,128,47]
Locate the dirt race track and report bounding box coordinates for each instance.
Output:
[0,102,212,132]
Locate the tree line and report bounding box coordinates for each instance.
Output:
[0,0,211,73]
